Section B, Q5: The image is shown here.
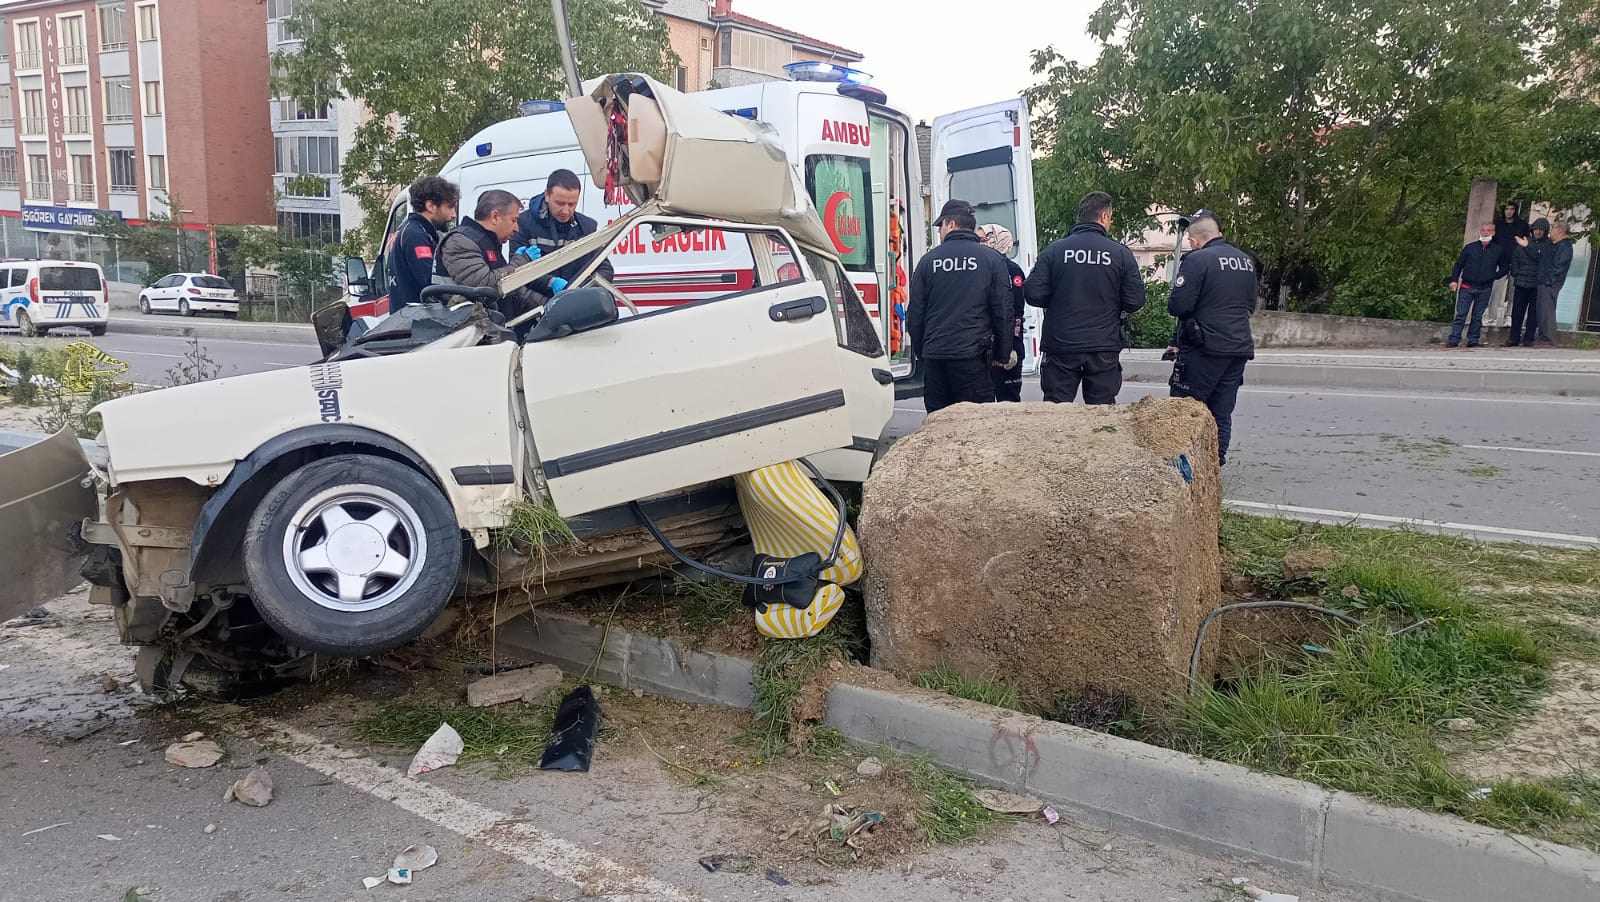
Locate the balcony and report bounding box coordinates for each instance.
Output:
[21,117,47,137]
[25,181,52,201]
[65,115,92,135]
[61,45,89,66]
[100,39,129,52]
[69,182,96,202]
[15,50,41,70]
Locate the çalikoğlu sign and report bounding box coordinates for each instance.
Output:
[21,205,122,232]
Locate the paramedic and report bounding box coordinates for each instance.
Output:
[391,176,460,311]
[908,200,1014,413]
[978,223,1028,402]
[509,168,613,296]
[436,189,546,328]
[1023,191,1146,404]
[1166,210,1257,466]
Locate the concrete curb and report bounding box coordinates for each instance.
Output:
[1124,359,1600,398]
[108,315,316,345]
[496,610,1600,902]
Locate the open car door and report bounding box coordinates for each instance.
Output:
[520,254,854,517]
[930,99,1040,371]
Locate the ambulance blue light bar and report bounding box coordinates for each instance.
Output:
[784,61,873,85]
[520,100,566,116]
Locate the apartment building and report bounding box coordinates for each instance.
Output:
[266,0,356,249]
[647,0,862,92]
[0,0,273,265]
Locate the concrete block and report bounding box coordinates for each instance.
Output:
[625,632,755,708]
[825,683,1034,792]
[1321,791,1600,902]
[495,613,631,685]
[466,664,564,707]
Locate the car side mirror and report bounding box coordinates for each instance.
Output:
[344,256,371,293]
[525,287,619,342]
[311,300,354,359]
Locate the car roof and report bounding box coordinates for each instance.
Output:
[4,259,104,268]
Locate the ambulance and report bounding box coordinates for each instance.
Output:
[349,64,1039,382]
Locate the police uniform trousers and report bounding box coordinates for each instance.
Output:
[990,335,1026,402]
[1168,350,1248,465]
[1041,351,1122,405]
[923,354,995,413]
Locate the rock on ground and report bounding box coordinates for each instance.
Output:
[1280,547,1343,582]
[224,766,274,807]
[165,739,224,768]
[861,398,1223,705]
[467,664,565,707]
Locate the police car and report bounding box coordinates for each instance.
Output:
[0,259,110,337]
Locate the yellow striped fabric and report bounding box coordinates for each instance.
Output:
[733,460,863,639]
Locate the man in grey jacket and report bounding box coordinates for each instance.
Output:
[1534,220,1575,344]
[436,189,547,327]
[1506,217,1549,346]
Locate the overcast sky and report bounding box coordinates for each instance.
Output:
[733,0,1105,122]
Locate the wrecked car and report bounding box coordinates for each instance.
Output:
[29,75,894,693]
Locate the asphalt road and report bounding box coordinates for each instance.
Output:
[8,328,1598,542]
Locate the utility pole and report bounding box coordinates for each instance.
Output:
[550,0,582,97]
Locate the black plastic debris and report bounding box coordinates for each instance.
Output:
[539,685,602,772]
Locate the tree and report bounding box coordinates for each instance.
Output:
[217,225,340,322]
[276,0,676,255]
[1026,0,1600,320]
[92,203,194,286]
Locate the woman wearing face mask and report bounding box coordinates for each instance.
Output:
[977,223,1028,401]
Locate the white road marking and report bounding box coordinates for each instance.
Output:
[1462,444,1600,459]
[1225,500,1599,548]
[264,721,709,902]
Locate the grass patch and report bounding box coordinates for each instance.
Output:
[914,666,1019,710]
[1461,464,1503,479]
[1524,618,1600,661]
[898,756,1007,845]
[494,497,579,585]
[671,575,744,639]
[353,689,569,776]
[748,598,867,758]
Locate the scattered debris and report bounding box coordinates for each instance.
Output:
[20,822,70,837]
[224,767,274,807]
[362,876,384,891]
[972,789,1043,814]
[1280,547,1343,582]
[698,854,755,874]
[101,675,120,693]
[1042,806,1061,825]
[386,868,412,885]
[466,664,564,708]
[204,824,218,835]
[632,688,645,698]
[765,868,789,886]
[181,731,206,742]
[393,843,438,874]
[164,740,223,769]
[1243,885,1300,902]
[824,780,842,797]
[1443,717,1478,733]
[855,756,884,777]
[1468,786,1494,800]
[1341,584,1361,600]
[539,686,601,772]
[117,739,141,747]
[815,804,884,851]
[97,834,122,842]
[406,723,464,777]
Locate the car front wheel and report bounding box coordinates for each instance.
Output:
[242,454,462,658]
[138,296,151,314]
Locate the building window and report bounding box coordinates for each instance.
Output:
[14,20,40,70]
[277,95,329,121]
[278,210,341,248]
[723,29,790,76]
[108,148,136,192]
[136,2,157,41]
[69,153,95,202]
[268,0,295,20]
[99,3,128,51]
[0,17,10,62]
[103,77,132,121]
[26,153,50,199]
[275,135,339,175]
[21,88,45,135]
[142,80,162,115]
[60,14,88,65]
[0,85,12,127]
[65,86,92,134]
[0,150,18,189]
[676,66,687,92]
[147,153,166,189]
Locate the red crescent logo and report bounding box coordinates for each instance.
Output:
[823,191,857,255]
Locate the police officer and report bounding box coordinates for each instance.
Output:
[1023,191,1146,404]
[509,168,614,295]
[908,200,1013,413]
[390,176,460,311]
[1167,210,1257,465]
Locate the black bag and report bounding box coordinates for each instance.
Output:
[741,552,823,611]
[1179,318,1206,348]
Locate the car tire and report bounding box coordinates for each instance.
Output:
[138,297,151,315]
[224,311,238,319]
[16,308,36,337]
[88,324,107,337]
[179,299,192,317]
[242,453,462,658]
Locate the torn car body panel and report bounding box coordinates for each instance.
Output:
[0,428,96,620]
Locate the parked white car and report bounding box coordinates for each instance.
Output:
[139,272,240,317]
[0,259,110,336]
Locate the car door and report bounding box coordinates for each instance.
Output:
[152,275,179,311]
[0,268,19,326]
[519,236,854,517]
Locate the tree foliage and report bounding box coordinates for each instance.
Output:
[276,0,676,255]
[1026,0,1600,320]
[92,205,203,286]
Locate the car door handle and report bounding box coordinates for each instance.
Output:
[769,296,827,322]
[871,368,893,385]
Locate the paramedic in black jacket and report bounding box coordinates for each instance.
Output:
[978,223,1028,402]
[508,169,615,295]
[908,200,1013,413]
[1023,192,1146,404]
[1167,210,1257,466]
[1448,222,1508,348]
[389,176,460,311]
